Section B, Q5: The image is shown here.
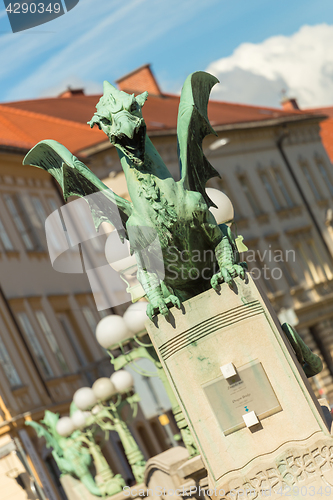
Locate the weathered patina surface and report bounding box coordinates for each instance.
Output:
[22,71,321,380]
[23,72,246,320]
[26,410,104,496]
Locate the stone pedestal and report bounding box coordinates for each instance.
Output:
[144,447,189,499]
[60,475,97,500]
[60,475,146,500]
[144,447,206,500]
[146,275,333,499]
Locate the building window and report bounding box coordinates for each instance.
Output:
[267,240,298,287]
[17,312,54,378]
[317,160,333,197]
[295,243,314,284]
[0,217,14,251]
[274,171,294,208]
[238,176,262,216]
[36,311,69,374]
[301,163,322,201]
[3,194,34,250]
[19,194,47,250]
[32,195,64,252]
[31,196,47,224]
[246,247,276,293]
[57,313,88,367]
[47,198,59,213]
[306,239,332,282]
[295,238,332,285]
[260,173,281,210]
[0,336,21,387]
[82,307,98,334]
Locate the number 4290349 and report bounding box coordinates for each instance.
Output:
[5,3,61,14]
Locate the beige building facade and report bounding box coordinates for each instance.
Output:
[0,147,172,499]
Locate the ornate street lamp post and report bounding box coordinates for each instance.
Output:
[95,302,199,457]
[73,371,146,484]
[56,405,125,498]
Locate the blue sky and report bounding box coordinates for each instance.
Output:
[1,0,333,106]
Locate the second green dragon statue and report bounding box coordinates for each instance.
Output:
[23,71,246,320]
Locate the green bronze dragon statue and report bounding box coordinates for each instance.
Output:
[23,71,246,320]
[26,407,125,497]
[23,71,322,379]
[26,410,103,496]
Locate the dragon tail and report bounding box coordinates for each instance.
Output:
[282,323,323,377]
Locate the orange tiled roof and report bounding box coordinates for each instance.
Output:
[2,92,307,132]
[0,104,105,154]
[116,64,162,96]
[304,106,333,163]
[0,65,323,156]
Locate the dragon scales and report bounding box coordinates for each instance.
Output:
[23,71,322,379]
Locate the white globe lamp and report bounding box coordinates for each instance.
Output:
[96,315,132,349]
[206,188,234,225]
[123,301,148,334]
[111,370,134,393]
[56,417,75,437]
[92,377,116,401]
[73,387,98,411]
[105,235,137,274]
[71,410,88,430]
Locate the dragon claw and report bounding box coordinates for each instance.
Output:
[211,263,247,289]
[146,294,181,319]
[167,294,181,309]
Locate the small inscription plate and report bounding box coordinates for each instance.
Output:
[203,360,281,435]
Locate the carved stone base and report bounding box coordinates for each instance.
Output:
[213,434,333,499]
[60,475,146,500]
[144,446,189,499]
[146,275,333,499]
[60,475,99,500]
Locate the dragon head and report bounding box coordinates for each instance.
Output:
[88,81,148,167]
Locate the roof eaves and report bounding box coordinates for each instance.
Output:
[212,113,327,132]
[0,144,30,155]
[78,140,113,156]
[71,113,329,157]
[0,104,101,132]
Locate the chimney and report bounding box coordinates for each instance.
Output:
[281,97,300,111]
[58,86,85,98]
[116,64,162,96]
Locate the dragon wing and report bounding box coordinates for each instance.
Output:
[25,421,63,457]
[177,71,220,208]
[23,140,133,240]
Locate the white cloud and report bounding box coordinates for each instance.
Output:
[206,24,333,108]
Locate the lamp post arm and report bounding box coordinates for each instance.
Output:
[112,346,160,371]
[112,413,146,484]
[91,402,146,484]
[111,343,200,457]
